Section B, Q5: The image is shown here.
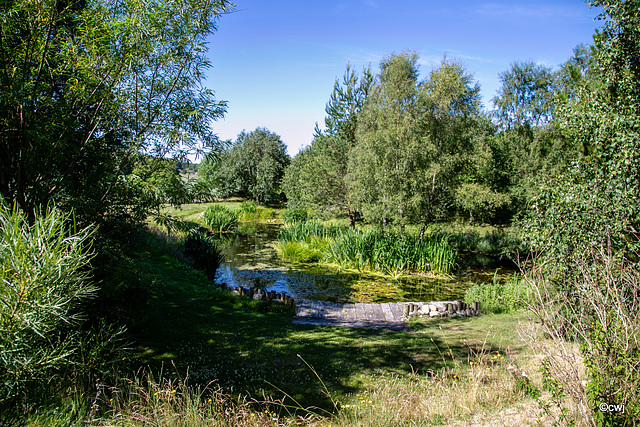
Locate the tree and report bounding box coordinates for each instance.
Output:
[349,51,421,231]
[218,128,290,202]
[412,59,485,232]
[492,61,557,131]
[490,59,581,217]
[283,65,373,227]
[525,0,640,260]
[0,0,230,227]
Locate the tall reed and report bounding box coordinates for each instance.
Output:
[202,204,239,232]
[285,225,459,275]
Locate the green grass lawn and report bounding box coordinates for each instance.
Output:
[126,226,531,418]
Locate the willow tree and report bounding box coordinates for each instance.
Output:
[217,128,290,202]
[0,0,230,226]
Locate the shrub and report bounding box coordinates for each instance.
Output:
[0,199,119,410]
[523,246,640,425]
[184,231,225,280]
[201,204,239,232]
[282,208,308,225]
[464,272,529,314]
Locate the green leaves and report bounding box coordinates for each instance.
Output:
[0,0,231,227]
[0,199,96,404]
[216,128,290,203]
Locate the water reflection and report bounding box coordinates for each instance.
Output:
[213,223,517,302]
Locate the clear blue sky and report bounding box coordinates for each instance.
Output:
[204,0,602,156]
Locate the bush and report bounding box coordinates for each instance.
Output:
[0,199,122,411]
[201,204,239,232]
[464,272,529,314]
[282,208,307,225]
[523,246,640,425]
[184,231,225,280]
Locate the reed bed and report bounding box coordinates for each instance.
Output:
[277,222,457,274]
[202,204,239,232]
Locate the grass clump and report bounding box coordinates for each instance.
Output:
[282,208,308,225]
[202,204,239,232]
[464,271,529,314]
[325,229,457,275]
[277,238,328,263]
[184,231,225,280]
[277,222,458,274]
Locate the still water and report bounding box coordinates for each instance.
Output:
[214,223,517,303]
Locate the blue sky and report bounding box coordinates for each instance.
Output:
[205,0,602,156]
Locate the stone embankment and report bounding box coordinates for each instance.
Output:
[224,284,481,331]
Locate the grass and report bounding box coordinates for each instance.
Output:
[123,230,534,415]
[277,222,458,275]
[22,223,560,426]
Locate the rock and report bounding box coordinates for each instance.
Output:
[252,294,263,300]
[465,309,472,316]
[429,311,440,317]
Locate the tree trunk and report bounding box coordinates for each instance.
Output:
[419,222,426,240]
[348,211,355,230]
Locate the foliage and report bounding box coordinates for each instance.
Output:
[492,61,557,130]
[216,128,290,202]
[464,272,528,314]
[184,231,225,280]
[282,208,308,225]
[0,200,123,411]
[0,0,230,228]
[454,183,511,224]
[283,65,373,227]
[202,204,239,233]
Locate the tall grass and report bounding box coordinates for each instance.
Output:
[282,208,308,225]
[202,204,239,232]
[326,230,457,275]
[277,222,457,275]
[464,272,529,313]
[277,220,346,243]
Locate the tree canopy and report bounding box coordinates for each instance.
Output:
[215,128,290,203]
[0,0,230,226]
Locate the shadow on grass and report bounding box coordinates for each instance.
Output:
[123,228,524,415]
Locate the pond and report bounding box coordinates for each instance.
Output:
[213,222,518,303]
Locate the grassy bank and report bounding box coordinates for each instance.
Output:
[21,223,555,426]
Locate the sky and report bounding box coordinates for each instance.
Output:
[204,0,603,157]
